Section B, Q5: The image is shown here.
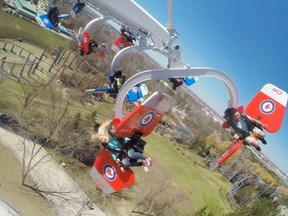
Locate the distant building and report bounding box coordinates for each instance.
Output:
[13,0,41,20]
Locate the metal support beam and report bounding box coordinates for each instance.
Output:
[114,67,238,119]
[111,45,153,74]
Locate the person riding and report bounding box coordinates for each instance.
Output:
[106,70,126,98]
[169,78,184,91]
[111,70,126,92]
[120,25,136,45]
[121,132,152,171]
[91,120,152,172]
[47,5,59,27]
[224,107,267,151]
[80,38,99,56]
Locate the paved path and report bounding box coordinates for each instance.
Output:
[0,199,20,216]
[0,126,105,216]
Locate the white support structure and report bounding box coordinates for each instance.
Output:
[111,45,153,74]
[81,1,239,122]
[114,68,238,118]
[84,17,106,31]
[92,0,171,43]
[84,0,185,69]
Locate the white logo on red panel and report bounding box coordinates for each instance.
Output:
[103,164,116,181]
[132,86,139,93]
[83,37,87,43]
[139,112,154,127]
[260,100,275,114]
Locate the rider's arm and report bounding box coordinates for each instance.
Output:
[106,144,122,153]
[249,117,267,129]
[230,127,240,140]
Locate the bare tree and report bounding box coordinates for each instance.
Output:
[19,87,71,187]
[15,73,57,117]
[130,172,191,216]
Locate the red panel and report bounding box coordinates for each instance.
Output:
[111,36,132,52]
[217,141,243,166]
[237,105,244,113]
[92,149,135,192]
[113,105,163,137]
[222,121,229,129]
[80,31,92,54]
[99,50,105,58]
[245,91,286,133]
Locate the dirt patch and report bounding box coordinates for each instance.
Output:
[0,144,56,216]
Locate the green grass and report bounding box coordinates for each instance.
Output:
[144,134,232,215]
[0,11,68,49]
[0,73,115,122]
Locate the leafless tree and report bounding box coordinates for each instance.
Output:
[15,73,57,117]
[130,172,191,216]
[19,87,71,187]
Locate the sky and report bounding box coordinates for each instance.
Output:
[135,0,288,174]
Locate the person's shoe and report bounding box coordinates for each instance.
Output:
[145,157,152,167]
[120,166,126,173]
[255,146,261,151]
[115,158,121,165]
[141,165,149,172]
[259,138,267,145]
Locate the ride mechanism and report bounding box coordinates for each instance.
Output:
[80,0,287,193]
[36,0,86,37]
[81,0,238,107]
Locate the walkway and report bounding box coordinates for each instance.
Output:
[0,126,105,216]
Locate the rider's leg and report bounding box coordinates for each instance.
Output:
[127,148,146,160]
[122,158,142,167]
[244,135,261,151]
[252,127,267,144]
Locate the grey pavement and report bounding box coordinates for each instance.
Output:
[0,126,106,216]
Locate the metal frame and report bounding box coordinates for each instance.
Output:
[114,67,238,118]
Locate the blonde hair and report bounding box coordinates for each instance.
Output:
[90,120,111,142]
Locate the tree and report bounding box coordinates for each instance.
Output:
[226,199,280,216]
[130,172,191,216]
[195,206,214,216]
[19,89,71,186]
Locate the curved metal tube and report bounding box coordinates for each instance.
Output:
[84,17,105,32]
[111,45,153,74]
[114,67,238,118]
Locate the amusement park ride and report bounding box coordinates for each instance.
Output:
[43,0,287,193]
[36,0,86,36]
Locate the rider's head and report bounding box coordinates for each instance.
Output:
[224,107,240,121]
[120,25,126,33]
[90,120,110,144]
[114,70,123,78]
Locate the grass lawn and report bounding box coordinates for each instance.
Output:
[0,11,68,49]
[143,134,232,215]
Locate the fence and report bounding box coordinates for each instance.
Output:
[0,41,107,89]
